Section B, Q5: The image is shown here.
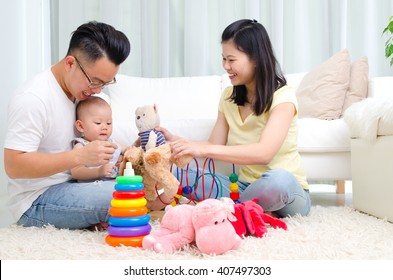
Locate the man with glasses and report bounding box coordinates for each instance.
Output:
[4,21,131,230]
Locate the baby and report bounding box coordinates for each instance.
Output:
[71,96,125,181]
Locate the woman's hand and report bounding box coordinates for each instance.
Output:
[155,126,179,142]
[170,138,206,159]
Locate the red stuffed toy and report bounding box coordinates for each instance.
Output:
[231,198,287,238]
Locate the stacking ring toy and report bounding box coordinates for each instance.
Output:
[114,183,144,191]
[111,197,147,208]
[116,175,143,184]
[105,235,145,247]
[109,215,151,227]
[113,190,145,199]
[107,224,152,237]
[109,206,148,217]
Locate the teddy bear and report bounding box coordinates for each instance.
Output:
[142,198,242,255]
[119,143,185,201]
[135,104,166,151]
[133,104,192,166]
[119,104,192,202]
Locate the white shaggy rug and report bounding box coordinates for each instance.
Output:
[1,205,393,260]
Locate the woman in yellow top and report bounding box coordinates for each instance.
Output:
[159,19,310,217]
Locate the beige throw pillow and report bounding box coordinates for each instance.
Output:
[297,49,351,120]
[341,56,369,113]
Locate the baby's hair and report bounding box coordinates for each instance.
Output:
[76,96,110,120]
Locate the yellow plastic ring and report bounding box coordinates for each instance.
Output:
[111,198,147,208]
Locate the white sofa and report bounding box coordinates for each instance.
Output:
[343,82,393,222]
[102,73,392,192]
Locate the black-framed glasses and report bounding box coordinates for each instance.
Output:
[75,57,116,89]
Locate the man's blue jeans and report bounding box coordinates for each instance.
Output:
[17,180,114,229]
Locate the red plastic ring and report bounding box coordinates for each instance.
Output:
[113,190,145,199]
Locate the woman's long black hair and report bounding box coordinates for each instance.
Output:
[222,19,287,115]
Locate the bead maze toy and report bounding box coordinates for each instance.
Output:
[105,162,151,247]
[173,158,240,205]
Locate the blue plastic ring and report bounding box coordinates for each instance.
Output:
[107,224,152,237]
[114,183,144,191]
[108,215,151,227]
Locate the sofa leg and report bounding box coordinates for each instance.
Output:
[336,180,345,194]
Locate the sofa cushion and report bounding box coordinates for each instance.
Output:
[341,56,369,113]
[297,118,350,152]
[297,49,351,120]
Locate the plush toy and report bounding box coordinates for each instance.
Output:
[135,104,166,151]
[142,198,242,255]
[133,104,192,167]
[231,198,288,238]
[119,104,192,202]
[142,204,195,253]
[192,198,242,255]
[119,143,187,201]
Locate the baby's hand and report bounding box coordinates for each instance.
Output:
[99,163,115,177]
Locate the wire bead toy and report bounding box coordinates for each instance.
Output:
[156,158,238,206]
[174,158,228,204]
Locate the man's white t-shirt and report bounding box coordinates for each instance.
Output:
[4,68,76,221]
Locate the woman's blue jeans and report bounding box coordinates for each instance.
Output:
[175,168,311,217]
[17,180,114,229]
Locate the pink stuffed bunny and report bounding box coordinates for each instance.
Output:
[142,198,241,255]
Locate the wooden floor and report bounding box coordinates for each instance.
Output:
[309,181,353,207]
